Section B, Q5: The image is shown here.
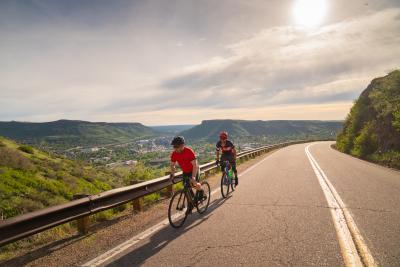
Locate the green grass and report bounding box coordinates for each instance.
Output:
[0,137,126,219]
[18,145,34,154]
[143,193,161,204]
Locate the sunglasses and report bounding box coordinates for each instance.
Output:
[173,145,180,149]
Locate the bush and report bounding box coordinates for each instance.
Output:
[144,193,161,204]
[368,151,400,169]
[0,140,5,147]
[393,108,400,132]
[18,145,34,154]
[0,147,33,171]
[352,122,378,158]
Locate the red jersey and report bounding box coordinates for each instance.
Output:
[171,147,196,173]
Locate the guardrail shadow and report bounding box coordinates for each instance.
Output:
[0,211,147,267]
[0,233,91,267]
[105,196,229,267]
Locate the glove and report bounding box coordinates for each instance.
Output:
[215,160,219,166]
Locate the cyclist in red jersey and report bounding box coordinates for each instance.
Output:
[170,136,201,191]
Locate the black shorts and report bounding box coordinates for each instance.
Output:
[182,169,200,186]
[220,153,237,172]
[220,153,236,164]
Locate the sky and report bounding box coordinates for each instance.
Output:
[1,0,399,125]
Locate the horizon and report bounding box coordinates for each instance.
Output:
[1,0,399,124]
[0,118,345,127]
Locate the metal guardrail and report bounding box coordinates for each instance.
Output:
[0,140,308,247]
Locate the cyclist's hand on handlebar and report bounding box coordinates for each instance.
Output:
[191,178,202,190]
[215,159,219,166]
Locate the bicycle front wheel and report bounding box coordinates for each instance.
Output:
[168,190,189,228]
[220,173,230,198]
[196,181,211,214]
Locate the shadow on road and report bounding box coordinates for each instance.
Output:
[106,196,228,267]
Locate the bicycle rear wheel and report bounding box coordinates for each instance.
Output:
[221,173,230,198]
[168,190,189,228]
[196,181,211,214]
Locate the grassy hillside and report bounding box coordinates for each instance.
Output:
[0,136,170,219]
[336,70,400,168]
[0,120,157,150]
[150,124,195,134]
[180,120,342,142]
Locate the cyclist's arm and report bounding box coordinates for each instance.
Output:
[191,159,198,179]
[216,149,220,161]
[232,147,237,160]
[170,161,176,178]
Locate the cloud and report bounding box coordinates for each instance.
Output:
[0,2,400,123]
[156,8,400,110]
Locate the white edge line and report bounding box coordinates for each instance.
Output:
[82,147,277,266]
[306,143,376,267]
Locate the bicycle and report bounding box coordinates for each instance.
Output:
[220,160,236,198]
[168,174,211,228]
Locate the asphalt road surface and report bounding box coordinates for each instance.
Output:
[84,142,400,267]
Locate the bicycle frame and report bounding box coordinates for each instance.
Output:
[174,176,198,208]
[222,160,234,185]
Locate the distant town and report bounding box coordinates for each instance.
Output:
[62,135,261,169]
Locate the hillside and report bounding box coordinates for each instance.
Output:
[180,120,343,142]
[336,70,400,168]
[150,124,195,134]
[0,136,131,219]
[0,120,157,150]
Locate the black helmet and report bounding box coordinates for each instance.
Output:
[171,136,185,146]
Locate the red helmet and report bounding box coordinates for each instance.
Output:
[219,131,228,140]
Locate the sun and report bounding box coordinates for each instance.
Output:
[292,0,328,28]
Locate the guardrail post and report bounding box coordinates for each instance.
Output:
[132,198,144,213]
[131,180,145,213]
[73,194,90,235]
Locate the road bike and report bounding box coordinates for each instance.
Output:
[220,160,236,198]
[168,174,211,228]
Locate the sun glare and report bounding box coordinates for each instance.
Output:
[293,0,328,28]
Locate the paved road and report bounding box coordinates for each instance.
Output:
[87,142,400,266]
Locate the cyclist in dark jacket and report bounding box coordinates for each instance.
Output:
[216,131,238,186]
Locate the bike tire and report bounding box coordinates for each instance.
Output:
[168,190,189,228]
[197,181,211,214]
[220,173,230,198]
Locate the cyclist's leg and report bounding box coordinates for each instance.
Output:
[228,155,238,185]
[193,169,206,200]
[220,154,228,172]
[182,173,194,214]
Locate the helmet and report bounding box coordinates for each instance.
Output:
[219,131,228,140]
[171,136,185,146]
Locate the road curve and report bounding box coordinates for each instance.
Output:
[85,142,400,267]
